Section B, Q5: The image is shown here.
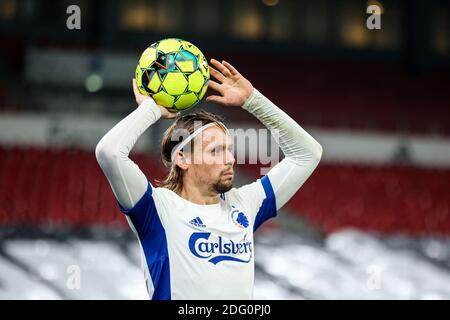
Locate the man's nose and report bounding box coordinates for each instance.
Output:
[225,150,235,166]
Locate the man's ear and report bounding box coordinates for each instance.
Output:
[174,151,190,170]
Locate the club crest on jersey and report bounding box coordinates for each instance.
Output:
[188,232,253,265]
[230,206,249,229]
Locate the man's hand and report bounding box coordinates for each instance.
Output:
[132,79,179,119]
[206,59,254,108]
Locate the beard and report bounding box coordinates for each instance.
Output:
[212,174,233,193]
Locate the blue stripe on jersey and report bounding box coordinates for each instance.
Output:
[253,175,277,232]
[117,182,171,300]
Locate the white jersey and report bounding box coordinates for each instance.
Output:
[96,89,323,300]
[119,176,275,299]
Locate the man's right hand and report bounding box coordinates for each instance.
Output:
[133,79,179,119]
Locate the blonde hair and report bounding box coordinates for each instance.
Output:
[155,110,227,194]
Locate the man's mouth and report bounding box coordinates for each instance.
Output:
[223,170,234,177]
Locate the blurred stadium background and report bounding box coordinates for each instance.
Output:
[1,0,450,299]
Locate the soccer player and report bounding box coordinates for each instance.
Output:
[95,59,323,300]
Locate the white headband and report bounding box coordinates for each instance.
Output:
[170,122,217,164]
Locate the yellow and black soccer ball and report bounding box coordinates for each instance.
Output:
[135,38,210,112]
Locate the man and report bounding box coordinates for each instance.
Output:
[95,58,323,299]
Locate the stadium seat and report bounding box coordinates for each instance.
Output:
[1,146,449,236]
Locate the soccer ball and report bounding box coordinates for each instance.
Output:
[135,38,210,112]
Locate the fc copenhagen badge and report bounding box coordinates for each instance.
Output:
[230,206,249,229]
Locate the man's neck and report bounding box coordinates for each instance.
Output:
[179,185,220,205]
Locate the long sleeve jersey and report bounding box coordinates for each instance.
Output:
[95,89,323,299]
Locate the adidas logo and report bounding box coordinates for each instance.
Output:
[189,217,206,228]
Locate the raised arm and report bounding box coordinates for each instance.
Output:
[207,59,322,212]
[241,89,322,210]
[95,80,178,210]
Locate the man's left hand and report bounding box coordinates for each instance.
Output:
[206,59,254,108]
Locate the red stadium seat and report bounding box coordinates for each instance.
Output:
[0,147,168,228]
[1,146,450,236]
[240,162,450,236]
